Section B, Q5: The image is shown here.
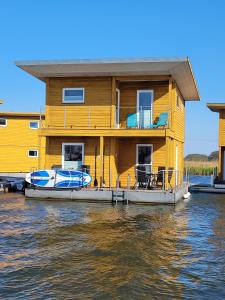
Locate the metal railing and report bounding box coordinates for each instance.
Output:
[114,169,183,192]
[41,105,171,130]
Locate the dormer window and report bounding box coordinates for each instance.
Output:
[62,88,85,103]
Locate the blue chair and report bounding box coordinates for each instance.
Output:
[150,112,168,128]
[127,113,137,128]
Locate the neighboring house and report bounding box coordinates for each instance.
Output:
[0,112,45,172]
[16,58,200,188]
[207,103,225,180]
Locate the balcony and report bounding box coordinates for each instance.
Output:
[40,106,173,138]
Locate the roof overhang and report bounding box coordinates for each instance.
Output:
[207,103,225,112]
[0,111,45,117]
[15,57,200,101]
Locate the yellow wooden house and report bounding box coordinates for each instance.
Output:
[0,112,45,173]
[207,103,225,180]
[16,58,200,188]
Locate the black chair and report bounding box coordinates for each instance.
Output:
[78,165,90,174]
[135,166,148,189]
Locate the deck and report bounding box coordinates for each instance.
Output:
[25,183,189,204]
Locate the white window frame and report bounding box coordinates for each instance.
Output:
[136,90,154,127]
[0,118,7,127]
[29,121,39,129]
[136,144,153,167]
[28,149,39,158]
[62,143,84,169]
[62,88,85,104]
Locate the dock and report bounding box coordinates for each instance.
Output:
[25,183,188,204]
[189,184,225,194]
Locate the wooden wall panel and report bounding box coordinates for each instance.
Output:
[117,137,166,187]
[219,112,225,146]
[46,77,112,128]
[119,81,170,128]
[0,116,45,172]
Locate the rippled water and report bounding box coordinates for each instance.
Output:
[0,191,225,299]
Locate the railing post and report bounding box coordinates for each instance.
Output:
[163,170,165,191]
[127,174,131,191]
[109,169,112,190]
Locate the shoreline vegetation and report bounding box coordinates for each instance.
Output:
[184,161,217,175]
[184,151,218,175]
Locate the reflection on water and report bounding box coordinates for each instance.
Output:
[0,192,225,299]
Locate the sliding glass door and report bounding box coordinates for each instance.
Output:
[137,90,153,128]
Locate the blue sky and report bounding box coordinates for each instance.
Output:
[0,0,225,155]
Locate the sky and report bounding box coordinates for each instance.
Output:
[0,0,225,155]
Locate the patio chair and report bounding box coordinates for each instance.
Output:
[150,112,168,128]
[134,165,148,189]
[127,113,137,128]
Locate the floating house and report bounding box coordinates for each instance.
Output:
[16,58,200,194]
[207,103,225,181]
[0,112,45,174]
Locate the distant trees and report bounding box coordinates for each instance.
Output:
[185,151,218,162]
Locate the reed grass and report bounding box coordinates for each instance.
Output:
[184,160,218,175]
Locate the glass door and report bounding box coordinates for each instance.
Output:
[137,90,153,128]
[62,143,84,170]
[136,144,153,174]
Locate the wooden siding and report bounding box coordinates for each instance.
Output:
[42,75,186,188]
[45,136,111,186]
[46,77,112,128]
[0,116,45,172]
[118,80,170,128]
[219,111,225,146]
[171,83,185,142]
[117,137,167,187]
[44,136,183,188]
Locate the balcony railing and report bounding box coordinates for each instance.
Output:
[41,105,170,129]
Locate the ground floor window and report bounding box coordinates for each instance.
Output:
[28,150,38,157]
[62,143,84,170]
[136,144,153,173]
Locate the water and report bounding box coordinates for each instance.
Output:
[0,190,225,299]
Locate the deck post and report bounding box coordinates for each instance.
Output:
[111,77,116,128]
[109,137,117,188]
[165,136,170,190]
[99,136,104,188]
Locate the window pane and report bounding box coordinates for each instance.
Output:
[139,92,152,109]
[29,150,38,157]
[64,145,82,162]
[138,146,151,165]
[64,89,84,101]
[0,118,6,126]
[30,122,39,128]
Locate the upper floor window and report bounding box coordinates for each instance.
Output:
[29,121,39,129]
[0,118,7,127]
[62,88,85,103]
